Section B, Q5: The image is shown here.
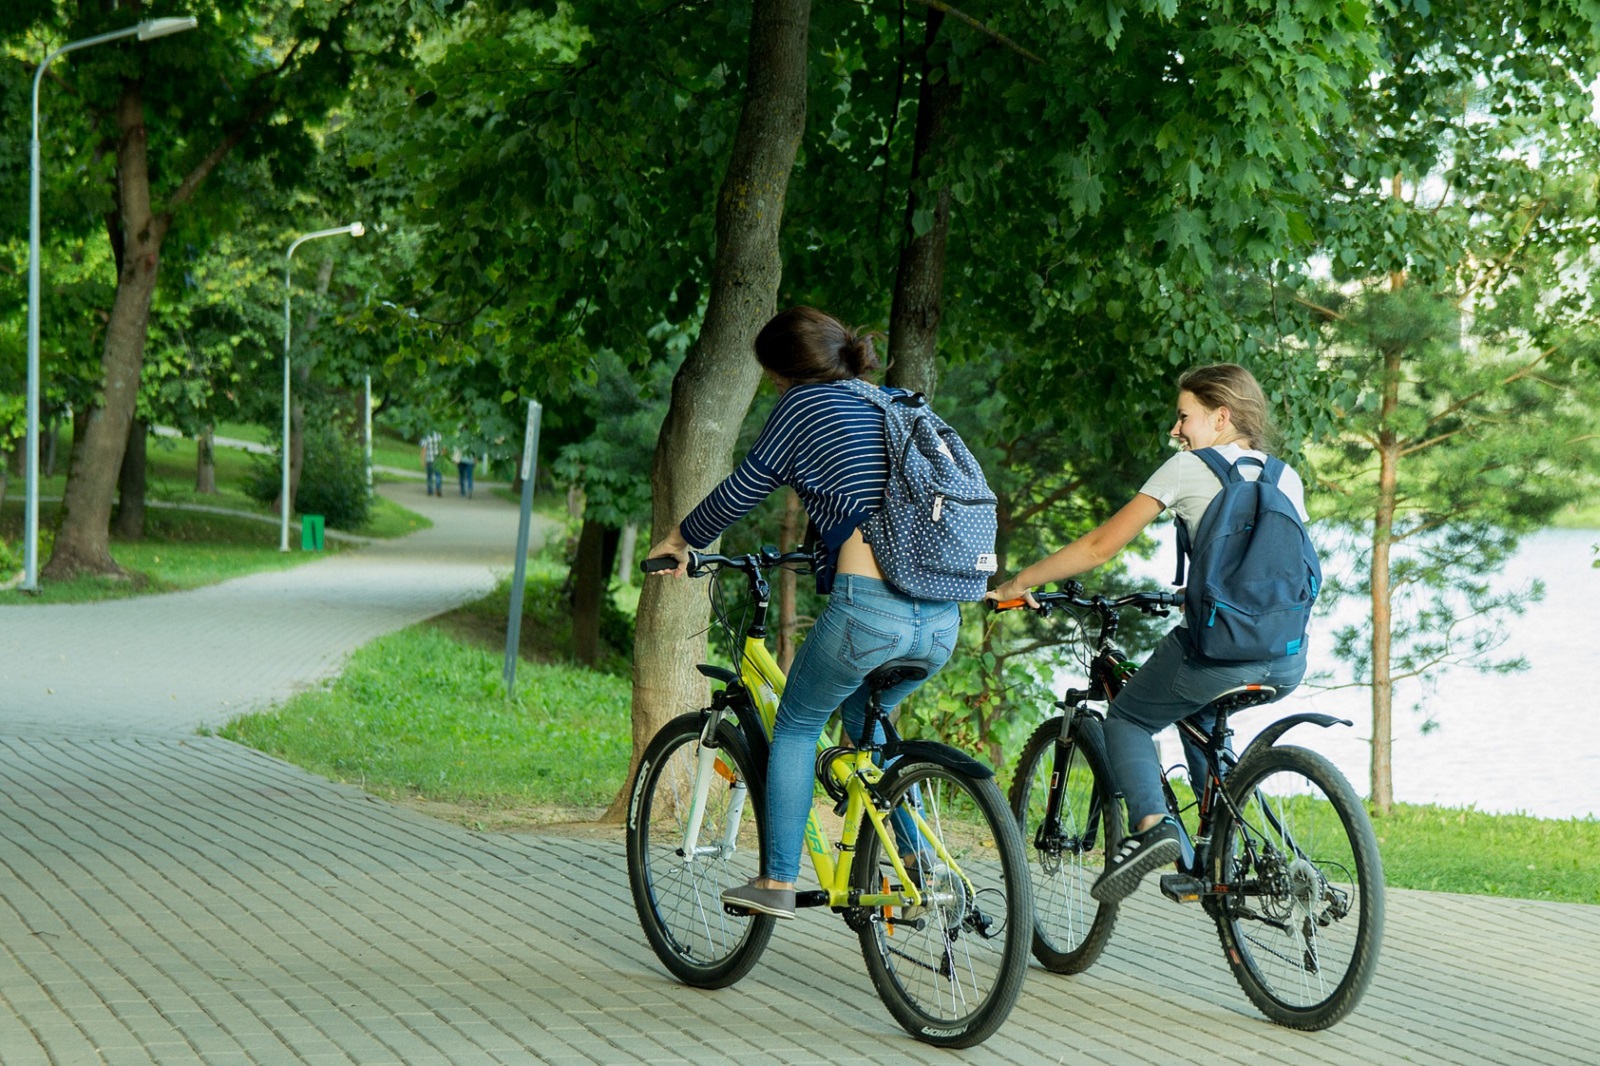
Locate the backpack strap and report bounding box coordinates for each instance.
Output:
[1174,447,1248,586]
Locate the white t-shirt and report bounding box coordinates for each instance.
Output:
[1138,444,1309,531]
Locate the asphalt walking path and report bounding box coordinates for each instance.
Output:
[1,484,1596,1064]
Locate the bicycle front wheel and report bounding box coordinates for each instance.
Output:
[626,712,774,989]
[1008,714,1124,974]
[1209,744,1384,1030]
[853,759,1031,1049]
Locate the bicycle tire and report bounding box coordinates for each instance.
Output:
[626,712,775,989]
[1208,744,1384,1030]
[853,758,1032,1048]
[1007,714,1124,973]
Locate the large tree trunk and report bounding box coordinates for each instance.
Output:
[611,0,813,822]
[195,425,217,494]
[1369,343,1402,815]
[886,11,958,399]
[113,419,148,541]
[44,86,167,581]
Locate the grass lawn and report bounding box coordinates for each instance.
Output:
[219,560,634,822]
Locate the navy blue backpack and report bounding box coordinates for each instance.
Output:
[1174,448,1322,663]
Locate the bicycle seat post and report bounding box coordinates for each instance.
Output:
[858,660,928,748]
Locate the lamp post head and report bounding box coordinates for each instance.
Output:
[136,17,199,41]
[349,222,366,238]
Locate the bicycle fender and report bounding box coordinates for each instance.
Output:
[882,740,993,779]
[697,663,738,686]
[1237,712,1352,766]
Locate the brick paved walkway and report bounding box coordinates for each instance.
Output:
[1,483,1595,1064]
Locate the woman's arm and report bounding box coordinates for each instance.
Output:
[988,493,1164,604]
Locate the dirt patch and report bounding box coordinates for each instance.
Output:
[399,796,626,842]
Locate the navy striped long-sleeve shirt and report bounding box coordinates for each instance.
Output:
[679,380,889,593]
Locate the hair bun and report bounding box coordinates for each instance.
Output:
[842,330,881,377]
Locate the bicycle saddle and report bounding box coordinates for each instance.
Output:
[1207,684,1279,714]
[866,660,930,693]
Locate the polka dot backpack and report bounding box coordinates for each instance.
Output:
[841,378,999,601]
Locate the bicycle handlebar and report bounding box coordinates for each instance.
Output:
[642,546,815,578]
[989,580,1179,617]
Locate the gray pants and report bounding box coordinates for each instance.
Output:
[1102,628,1306,824]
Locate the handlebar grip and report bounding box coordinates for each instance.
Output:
[641,556,681,574]
[988,598,1029,612]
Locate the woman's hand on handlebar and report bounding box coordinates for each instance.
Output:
[985,576,1040,611]
[643,528,691,578]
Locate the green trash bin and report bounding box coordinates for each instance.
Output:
[300,514,325,551]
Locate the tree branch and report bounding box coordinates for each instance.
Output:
[903,0,1044,63]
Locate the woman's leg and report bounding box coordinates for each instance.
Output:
[760,579,958,886]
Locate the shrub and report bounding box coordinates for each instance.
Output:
[247,420,371,530]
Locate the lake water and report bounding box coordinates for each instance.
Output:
[1121,527,1600,821]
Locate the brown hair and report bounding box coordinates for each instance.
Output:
[1177,363,1282,454]
[754,306,880,384]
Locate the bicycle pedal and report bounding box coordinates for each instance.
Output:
[1159,874,1205,903]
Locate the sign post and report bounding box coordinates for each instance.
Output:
[504,400,543,694]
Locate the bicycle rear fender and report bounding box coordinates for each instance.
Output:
[1236,712,1351,767]
[882,740,993,779]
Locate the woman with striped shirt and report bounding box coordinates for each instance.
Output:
[647,306,962,920]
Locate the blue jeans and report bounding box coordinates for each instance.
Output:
[764,575,961,883]
[1102,627,1306,824]
[458,460,475,496]
[425,461,443,495]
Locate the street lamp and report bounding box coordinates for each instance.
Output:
[23,15,199,591]
[281,223,364,551]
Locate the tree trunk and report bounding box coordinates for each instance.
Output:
[113,419,148,541]
[44,86,167,582]
[277,258,335,516]
[886,12,958,399]
[611,0,813,823]
[615,522,638,586]
[1369,343,1403,815]
[777,488,802,671]
[195,425,217,494]
[572,517,606,666]
[42,420,58,478]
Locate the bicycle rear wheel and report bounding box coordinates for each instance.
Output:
[853,758,1031,1048]
[626,712,774,989]
[1209,744,1384,1030]
[1008,714,1123,974]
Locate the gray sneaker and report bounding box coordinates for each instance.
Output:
[721,880,795,919]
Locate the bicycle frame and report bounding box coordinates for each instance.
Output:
[676,555,946,913]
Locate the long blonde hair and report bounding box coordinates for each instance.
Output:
[1178,363,1281,454]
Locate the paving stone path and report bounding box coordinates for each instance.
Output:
[1,483,1595,1064]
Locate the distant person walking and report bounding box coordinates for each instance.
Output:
[454,446,476,498]
[420,430,444,496]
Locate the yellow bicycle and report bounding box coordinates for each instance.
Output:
[626,548,1031,1048]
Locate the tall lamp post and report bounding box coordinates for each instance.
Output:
[23,15,198,592]
[281,223,364,552]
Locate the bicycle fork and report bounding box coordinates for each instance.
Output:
[679,706,748,864]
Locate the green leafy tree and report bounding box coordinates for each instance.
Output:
[2,1,434,581]
[1305,0,1600,813]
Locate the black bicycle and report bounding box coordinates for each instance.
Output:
[992,582,1384,1030]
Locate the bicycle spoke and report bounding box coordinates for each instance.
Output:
[1211,745,1383,1030]
[854,760,1030,1048]
[627,715,774,989]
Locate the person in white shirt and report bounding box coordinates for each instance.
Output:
[987,363,1309,903]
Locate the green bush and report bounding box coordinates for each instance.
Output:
[246,420,371,530]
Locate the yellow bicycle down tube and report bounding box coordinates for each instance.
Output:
[737,634,843,890]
